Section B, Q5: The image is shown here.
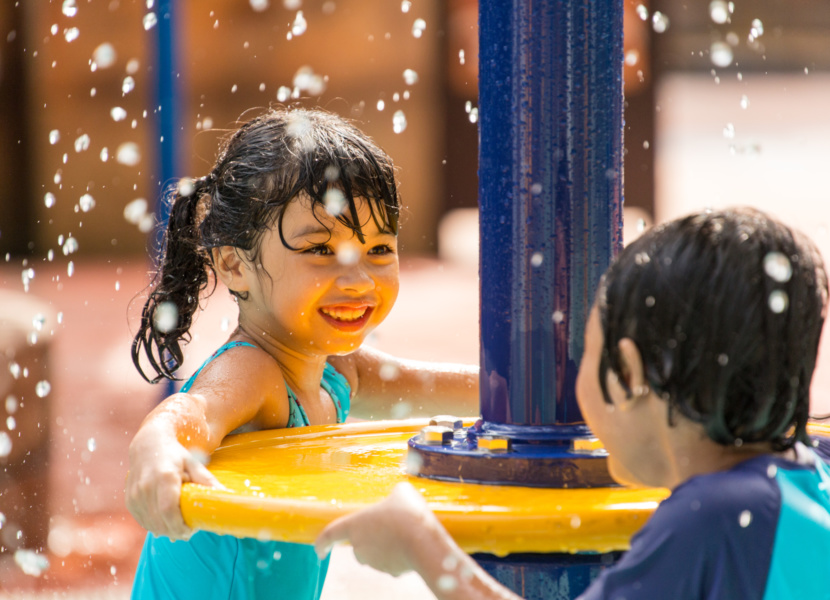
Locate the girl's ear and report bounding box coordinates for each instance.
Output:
[212,246,251,295]
[617,338,649,399]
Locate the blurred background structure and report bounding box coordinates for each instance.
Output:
[1,0,830,597]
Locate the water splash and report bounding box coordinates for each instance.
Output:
[335,241,360,266]
[35,381,51,398]
[124,198,148,224]
[0,432,11,458]
[768,290,789,314]
[87,438,97,452]
[116,142,141,166]
[323,189,347,217]
[749,18,764,40]
[49,130,60,145]
[710,42,733,68]
[32,314,46,331]
[292,66,326,95]
[14,550,50,577]
[79,194,96,212]
[7,416,16,431]
[122,76,136,95]
[403,69,419,85]
[709,1,728,24]
[9,362,21,379]
[153,302,179,333]
[635,4,648,20]
[376,99,385,111]
[143,12,158,31]
[283,0,302,8]
[74,134,90,153]
[411,18,426,38]
[62,236,79,255]
[44,193,56,208]
[250,0,269,11]
[67,261,75,277]
[64,27,80,42]
[292,11,307,36]
[92,43,117,69]
[177,177,195,197]
[62,0,78,17]
[111,107,127,121]
[277,86,292,102]
[763,252,792,283]
[392,110,407,133]
[379,362,401,381]
[740,95,749,109]
[6,395,18,414]
[738,510,752,527]
[530,252,544,267]
[651,11,669,33]
[723,122,735,139]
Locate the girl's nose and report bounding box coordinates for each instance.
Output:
[336,264,376,294]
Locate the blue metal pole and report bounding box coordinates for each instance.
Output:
[152,0,183,395]
[479,0,624,427]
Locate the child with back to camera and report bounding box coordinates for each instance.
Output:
[316,207,830,599]
[125,107,478,599]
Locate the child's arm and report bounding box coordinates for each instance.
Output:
[126,346,289,538]
[315,483,520,600]
[328,346,479,420]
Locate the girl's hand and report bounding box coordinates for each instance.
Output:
[314,482,437,575]
[125,424,223,540]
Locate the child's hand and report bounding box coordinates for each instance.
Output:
[125,424,223,540]
[314,482,438,576]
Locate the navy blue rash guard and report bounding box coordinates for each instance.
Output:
[579,438,830,600]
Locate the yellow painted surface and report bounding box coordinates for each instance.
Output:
[181,420,830,555]
[181,419,669,555]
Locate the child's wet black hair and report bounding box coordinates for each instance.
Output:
[597,207,828,450]
[132,107,400,383]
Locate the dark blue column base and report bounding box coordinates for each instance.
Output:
[408,421,617,488]
[473,551,622,600]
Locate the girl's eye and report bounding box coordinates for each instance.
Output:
[368,244,394,255]
[304,244,334,256]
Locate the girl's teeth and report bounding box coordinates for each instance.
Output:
[323,307,367,321]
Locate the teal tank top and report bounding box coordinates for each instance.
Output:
[131,341,351,600]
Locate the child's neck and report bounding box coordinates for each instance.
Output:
[231,324,327,397]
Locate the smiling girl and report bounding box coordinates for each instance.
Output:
[125,108,478,600]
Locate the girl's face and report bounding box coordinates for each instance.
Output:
[575,306,669,487]
[239,196,399,357]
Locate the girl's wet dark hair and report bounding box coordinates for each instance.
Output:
[598,207,828,450]
[132,107,400,383]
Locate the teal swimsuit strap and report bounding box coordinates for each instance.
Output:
[179,341,256,394]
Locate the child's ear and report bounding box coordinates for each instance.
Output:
[211,246,251,295]
[617,338,649,398]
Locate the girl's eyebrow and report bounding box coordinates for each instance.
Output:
[290,224,333,240]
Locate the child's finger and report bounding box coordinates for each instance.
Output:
[314,515,352,559]
[185,455,226,490]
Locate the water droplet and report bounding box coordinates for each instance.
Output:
[79,194,96,212]
[250,0,269,11]
[100,147,109,161]
[6,395,18,414]
[710,41,733,68]
[437,574,458,592]
[570,515,581,528]
[177,178,195,197]
[403,68,419,85]
[651,11,669,33]
[6,416,16,431]
[292,11,307,36]
[139,214,155,233]
[9,362,20,379]
[0,512,5,528]
[767,463,778,478]
[635,252,651,265]
[636,4,648,20]
[750,18,764,39]
[49,130,60,145]
[390,400,412,419]
[67,261,75,277]
[411,18,426,38]
[292,66,326,95]
[124,198,148,224]
[392,110,407,133]
[458,49,465,64]
[401,0,411,12]
[14,550,50,577]
[379,362,400,381]
[220,317,230,332]
[116,142,141,166]
[143,12,158,30]
[57,312,63,324]
[62,236,79,255]
[122,76,135,95]
[44,193,56,208]
[335,241,360,266]
[277,86,292,102]
[92,43,117,69]
[768,290,789,313]
[110,107,127,122]
[723,122,735,139]
[468,107,478,123]
[740,95,749,110]
[32,314,46,331]
[717,353,729,366]
[0,432,11,458]
[552,310,564,324]
[64,27,80,42]
[738,510,752,527]
[35,380,51,398]
[323,189,347,217]
[21,267,35,291]
[153,301,178,333]
[74,134,90,153]
[645,296,656,307]
[763,252,792,283]
[376,99,385,111]
[87,438,97,452]
[709,0,728,24]
[62,0,78,17]
[530,252,544,267]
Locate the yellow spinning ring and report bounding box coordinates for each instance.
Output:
[180,419,830,556]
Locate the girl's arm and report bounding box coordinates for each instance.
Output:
[126,346,289,538]
[328,346,479,420]
[315,483,520,600]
